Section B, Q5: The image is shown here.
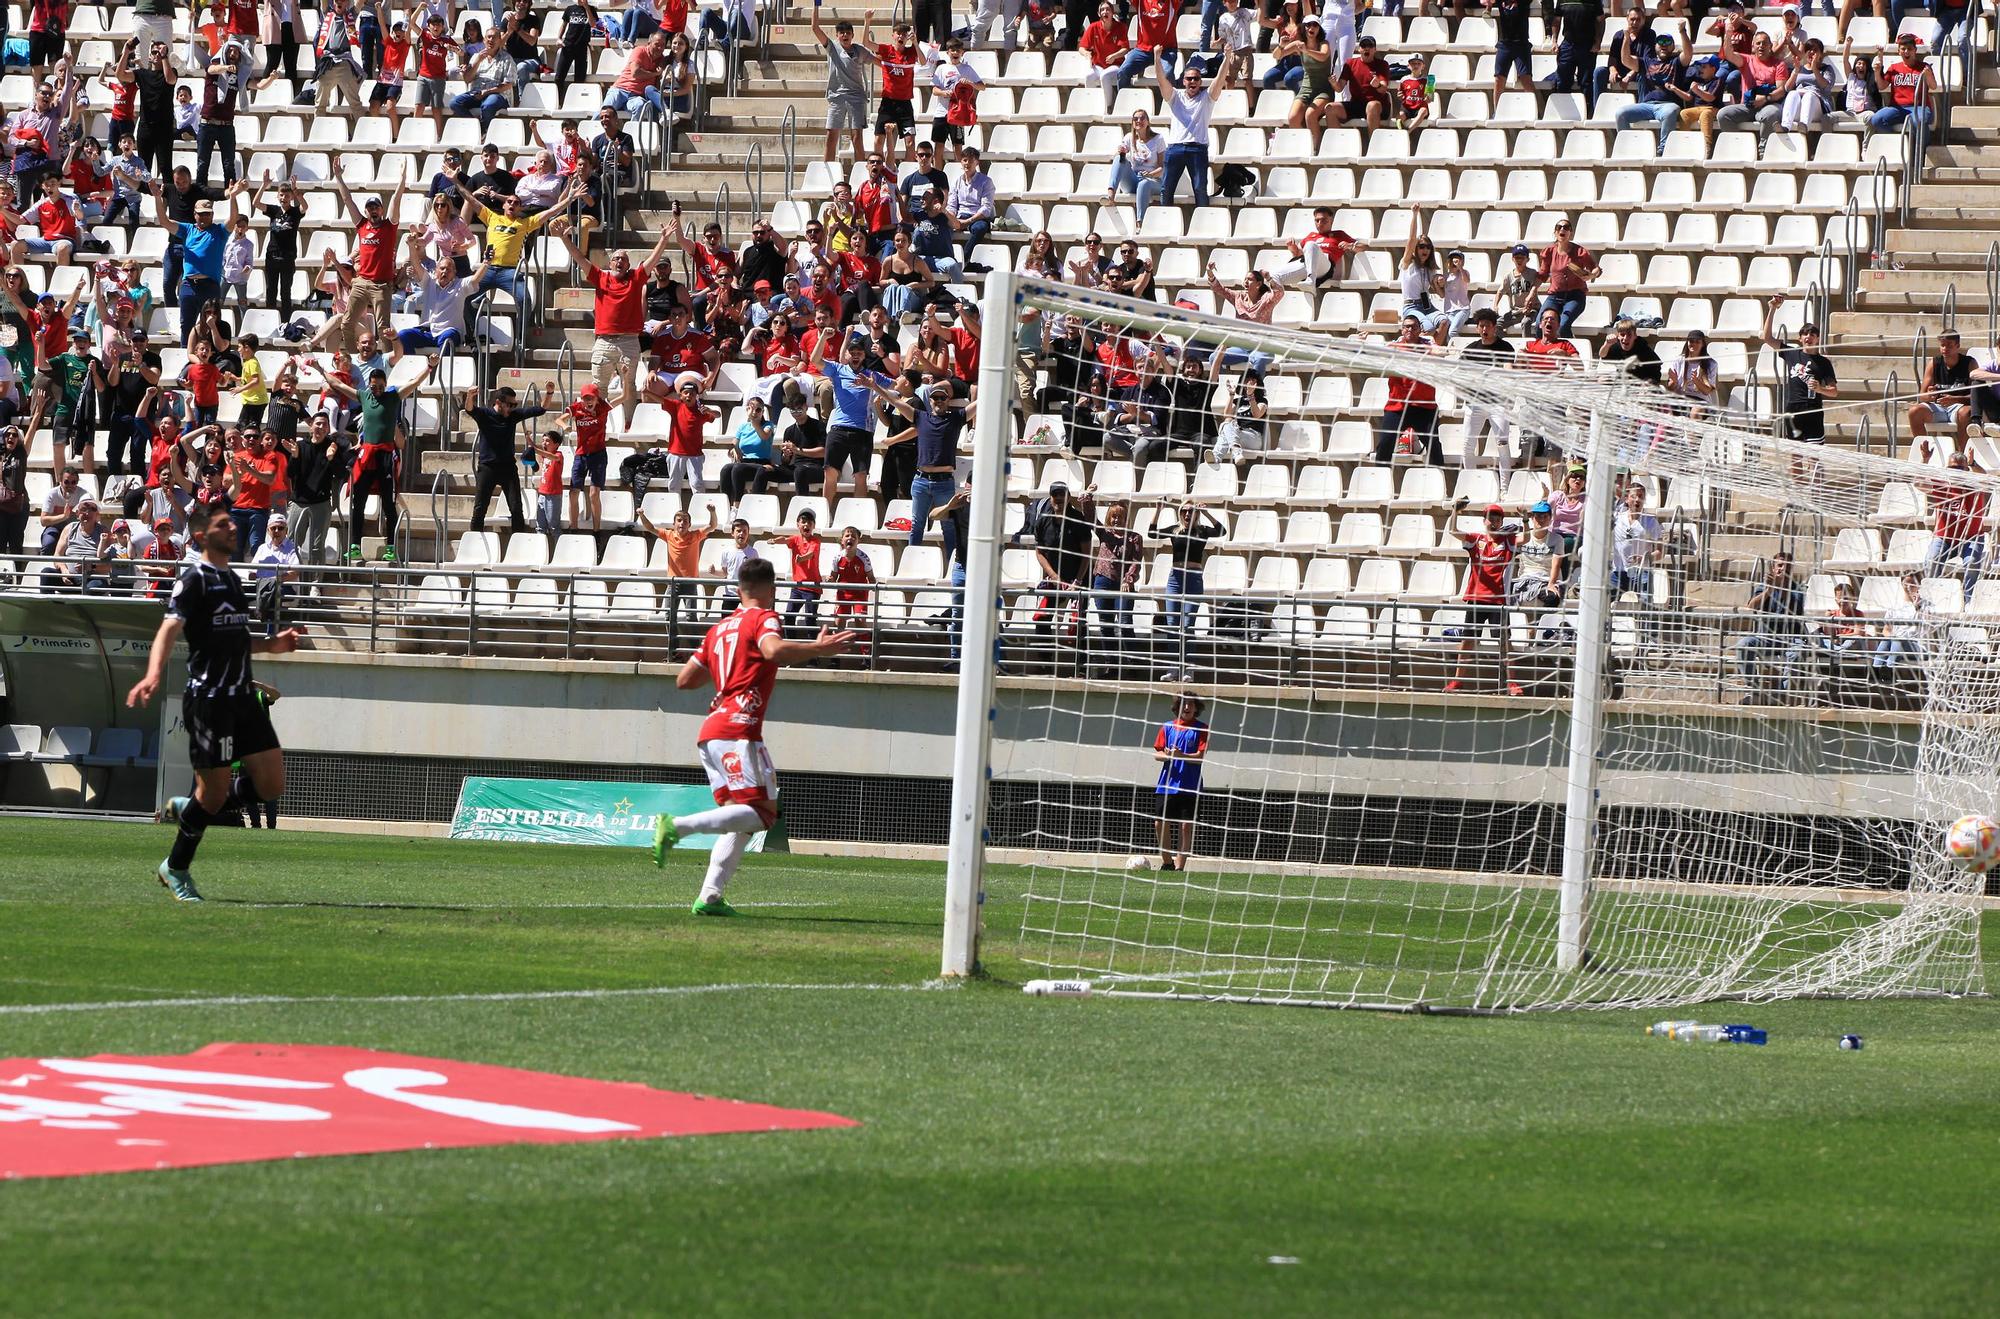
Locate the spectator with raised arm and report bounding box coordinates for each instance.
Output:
[447,157,581,328]
[329,162,411,354]
[813,6,878,168]
[1156,46,1234,208]
[1867,32,1938,143]
[1399,206,1448,335]
[151,174,245,348]
[1536,215,1600,338]
[555,214,677,432]
[1615,27,1688,156]
[1277,18,1336,150]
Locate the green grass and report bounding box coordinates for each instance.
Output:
[3,819,2000,1317]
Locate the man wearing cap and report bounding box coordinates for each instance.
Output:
[1448,498,1524,696]
[46,326,99,479]
[1614,29,1688,156]
[446,157,580,329]
[1760,294,1837,452]
[1333,35,1393,133]
[1494,243,1541,331]
[555,382,613,530]
[330,162,411,354]
[250,511,302,629]
[150,173,243,345]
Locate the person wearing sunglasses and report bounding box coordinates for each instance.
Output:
[1536,216,1600,338]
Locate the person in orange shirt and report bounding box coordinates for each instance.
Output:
[640,503,717,614]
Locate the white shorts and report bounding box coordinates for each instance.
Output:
[700,738,778,807]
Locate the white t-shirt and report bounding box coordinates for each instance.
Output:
[1164,89,1215,147]
[1120,132,1164,176]
[1400,262,1434,303]
[1613,508,1661,573]
[1214,6,1256,51]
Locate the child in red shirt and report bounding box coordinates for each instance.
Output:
[769,508,824,638]
[828,525,876,637]
[531,431,565,533]
[180,339,223,426]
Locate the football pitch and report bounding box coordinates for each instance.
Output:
[4,819,1999,1317]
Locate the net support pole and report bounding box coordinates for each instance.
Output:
[1557,411,1615,973]
[941,270,1019,979]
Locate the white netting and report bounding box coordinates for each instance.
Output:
[972,275,1986,1011]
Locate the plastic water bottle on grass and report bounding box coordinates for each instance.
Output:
[1647,1020,1698,1038]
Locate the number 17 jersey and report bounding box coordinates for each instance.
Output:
[693,606,784,743]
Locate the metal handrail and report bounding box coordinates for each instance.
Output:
[1913,326,1929,398]
[713,181,733,251]
[1943,282,1958,335]
[1902,109,1924,227]
[1813,239,1832,331]
[1856,413,1875,459]
[1841,197,1861,310]
[744,142,765,226]
[1870,155,1890,271]
[555,338,577,400]
[1882,368,1902,454]
[429,470,449,565]
[1986,239,1999,353]
[781,103,797,200]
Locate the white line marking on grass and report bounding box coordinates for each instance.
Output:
[0,981,948,1016]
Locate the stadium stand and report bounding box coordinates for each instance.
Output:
[1,0,1996,701]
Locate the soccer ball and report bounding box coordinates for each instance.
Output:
[1944,814,2000,873]
[1125,855,1153,873]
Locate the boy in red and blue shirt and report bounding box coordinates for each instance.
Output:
[1152,695,1208,872]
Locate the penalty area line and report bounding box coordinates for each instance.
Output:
[0,981,949,1017]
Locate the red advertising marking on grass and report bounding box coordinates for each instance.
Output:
[0,1044,856,1180]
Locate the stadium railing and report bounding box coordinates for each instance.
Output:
[0,558,1964,709]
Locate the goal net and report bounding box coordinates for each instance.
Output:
[941,273,1987,1012]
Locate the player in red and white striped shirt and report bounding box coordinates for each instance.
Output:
[653,558,859,915]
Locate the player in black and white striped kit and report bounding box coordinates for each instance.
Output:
[126,501,305,902]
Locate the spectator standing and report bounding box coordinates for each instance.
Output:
[1373,315,1443,464]
[285,413,348,566]
[556,215,676,431]
[151,175,243,347]
[1156,50,1234,209]
[1760,295,1837,460]
[194,45,249,191]
[312,0,366,113]
[1446,498,1523,695]
[554,0,600,98]
[872,20,921,165]
[328,165,410,354]
[1734,551,1804,700]
[1536,216,1599,337]
[772,508,827,638]
[1278,18,1337,150]
[1188,0,1256,78]
[1547,0,1606,112]
[1155,500,1225,641]
[1487,0,1535,102]
[929,38,983,150]
[1612,482,1663,599]
[460,382,545,536]
[813,8,877,169]
[1459,308,1519,483]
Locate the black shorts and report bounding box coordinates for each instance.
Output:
[1158,791,1199,822]
[1461,602,1508,640]
[1785,414,1825,444]
[29,30,63,66]
[370,81,405,105]
[825,424,874,475]
[875,97,915,134]
[184,689,281,771]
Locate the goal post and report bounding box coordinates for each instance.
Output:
[941,273,1987,1009]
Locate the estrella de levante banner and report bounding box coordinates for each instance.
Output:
[448,777,784,852]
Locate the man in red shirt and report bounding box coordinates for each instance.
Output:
[855,154,902,255]
[870,19,920,164]
[555,213,676,432]
[1918,439,1990,605]
[1336,35,1395,133]
[1521,306,1580,480]
[1447,500,1523,695]
[1275,205,1366,289]
[330,163,409,352]
[1373,316,1442,464]
[652,557,858,913]
[1111,0,1178,93]
[24,175,81,265]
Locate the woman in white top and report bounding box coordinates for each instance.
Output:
[1663,328,1720,419]
[1399,204,1447,335]
[1104,108,1165,219]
